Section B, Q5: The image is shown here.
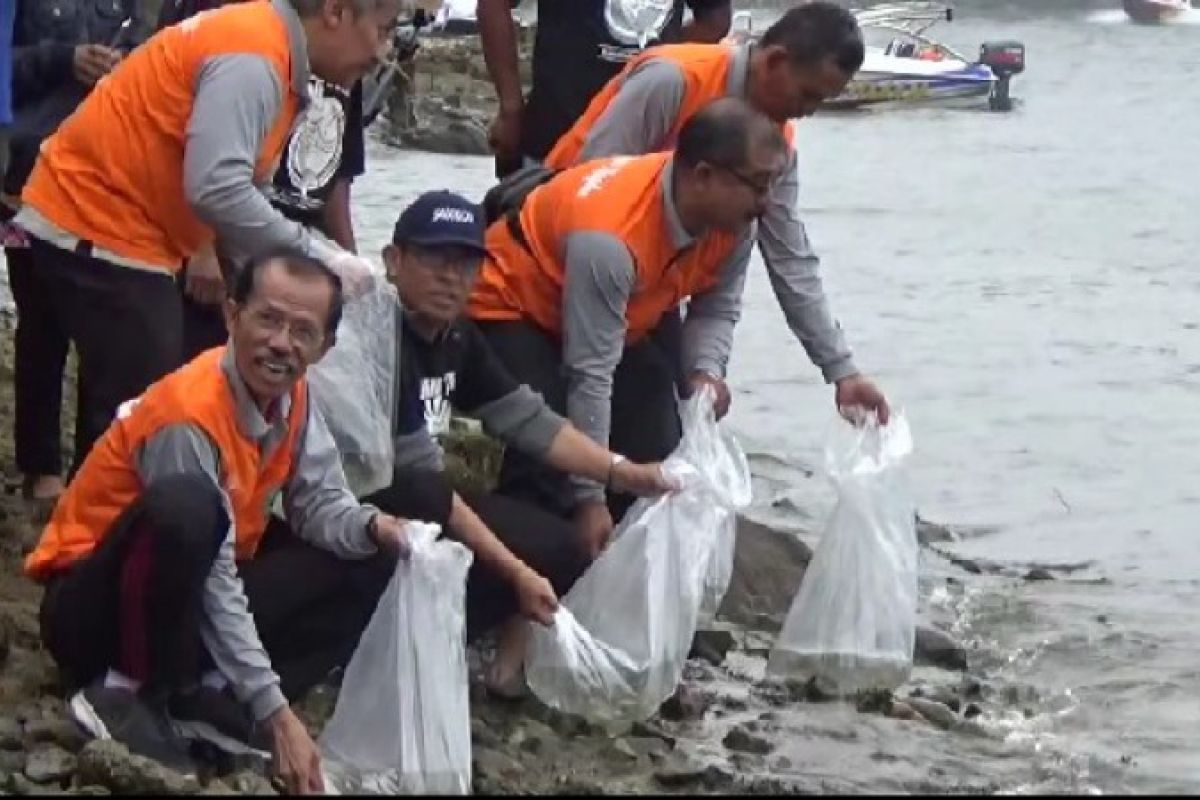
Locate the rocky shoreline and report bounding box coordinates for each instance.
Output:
[376,31,533,157]
[0,304,1069,795]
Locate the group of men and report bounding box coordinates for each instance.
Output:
[0,0,891,794]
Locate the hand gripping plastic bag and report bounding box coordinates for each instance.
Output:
[308,277,398,498]
[766,412,918,693]
[524,388,752,725]
[320,522,474,795]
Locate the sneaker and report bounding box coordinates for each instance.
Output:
[168,686,271,759]
[69,683,197,776]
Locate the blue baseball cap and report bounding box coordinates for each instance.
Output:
[392,190,487,256]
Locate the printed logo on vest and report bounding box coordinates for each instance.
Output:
[578,157,635,198]
[604,0,675,48]
[115,396,144,421]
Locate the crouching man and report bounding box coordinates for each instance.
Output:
[368,189,676,695]
[25,251,411,794]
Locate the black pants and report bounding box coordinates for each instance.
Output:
[5,243,71,477]
[39,474,393,703]
[475,314,686,523]
[364,468,589,639]
[177,254,237,363]
[29,237,183,473]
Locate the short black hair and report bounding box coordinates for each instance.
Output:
[231,249,344,335]
[676,97,787,171]
[760,1,865,75]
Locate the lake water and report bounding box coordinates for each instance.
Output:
[346,2,1199,792]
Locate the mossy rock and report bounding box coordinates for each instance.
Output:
[438,419,504,496]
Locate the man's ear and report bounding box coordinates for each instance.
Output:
[382,243,401,279]
[223,298,238,336]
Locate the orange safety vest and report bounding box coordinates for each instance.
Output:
[21,2,301,271]
[25,348,309,580]
[545,42,795,170]
[468,152,742,342]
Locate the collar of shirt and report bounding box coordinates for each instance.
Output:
[219,344,294,447]
[659,157,697,250]
[272,0,313,105]
[726,43,752,98]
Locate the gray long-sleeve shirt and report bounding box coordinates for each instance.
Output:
[562,162,753,503]
[15,0,339,272]
[571,47,859,383]
[134,347,378,722]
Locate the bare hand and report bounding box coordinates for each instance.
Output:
[268,706,324,795]
[609,459,679,497]
[327,252,377,299]
[183,248,225,306]
[834,373,891,426]
[72,45,122,86]
[512,566,558,626]
[488,106,523,162]
[369,513,412,559]
[688,372,732,420]
[575,502,614,561]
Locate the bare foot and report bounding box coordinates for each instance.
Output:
[485,619,530,700]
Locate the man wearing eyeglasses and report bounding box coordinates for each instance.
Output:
[26,250,410,793]
[543,1,891,427]
[468,98,785,558]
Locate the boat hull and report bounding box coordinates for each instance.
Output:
[824,58,997,110]
[1122,0,1189,23]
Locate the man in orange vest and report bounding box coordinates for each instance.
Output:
[11,0,401,477]
[542,1,891,427]
[469,97,788,556]
[25,252,411,792]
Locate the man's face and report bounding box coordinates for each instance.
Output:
[383,243,483,331]
[225,260,335,407]
[759,49,853,121]
[692,143,789,233]
[310,0,403,88]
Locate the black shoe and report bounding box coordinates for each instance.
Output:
[69,683,198,776]
[168,686,271,758]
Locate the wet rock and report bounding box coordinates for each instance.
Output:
[610,737,639,760]
[0,718,21,750]
[75,740,200,794]
[0,749,26,775]
[629,721,675,749]
[716,517,812,631]
[915,516,956,545]
[658,685,710,722]
[24,718,87,752]
[1024,568,1055,582]
[472,745,521,781]
[914,625,968,671]
[75,786,112,795]
[886,700,924,722]
[225,771,277,794]
[624,737,670,762]
[23,745,76,784]
[689,628,736,667]
[905,698,960,730]
[654,763,734,790]
[722,724,775,755]
[964,702,983,719]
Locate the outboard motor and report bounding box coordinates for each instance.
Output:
[979,41,1025,112]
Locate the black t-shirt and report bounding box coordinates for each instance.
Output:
[394,313,520,439]
[264,78,366,231]
[522,0,726,161]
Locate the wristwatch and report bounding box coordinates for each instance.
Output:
[606,454,627,490]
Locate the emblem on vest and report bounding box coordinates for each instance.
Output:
[116,396,144,420]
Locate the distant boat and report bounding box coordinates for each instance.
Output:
[1122,0,1191,24]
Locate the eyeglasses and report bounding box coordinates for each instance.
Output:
[245,305,325,351]
[714,164,777,197]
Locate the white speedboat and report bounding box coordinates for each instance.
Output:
[1122,0,1191,24]
[729,2,1026,112]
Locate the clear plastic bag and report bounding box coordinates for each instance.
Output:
[308,278,398,498]
[524,388,752,725]
[320,522,474,795]
[766,412,918,693]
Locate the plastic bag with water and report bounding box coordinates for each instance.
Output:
[524,388,751,725]
[307,278,398,498]
[320,523,474,795]
[766,412,918,693]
